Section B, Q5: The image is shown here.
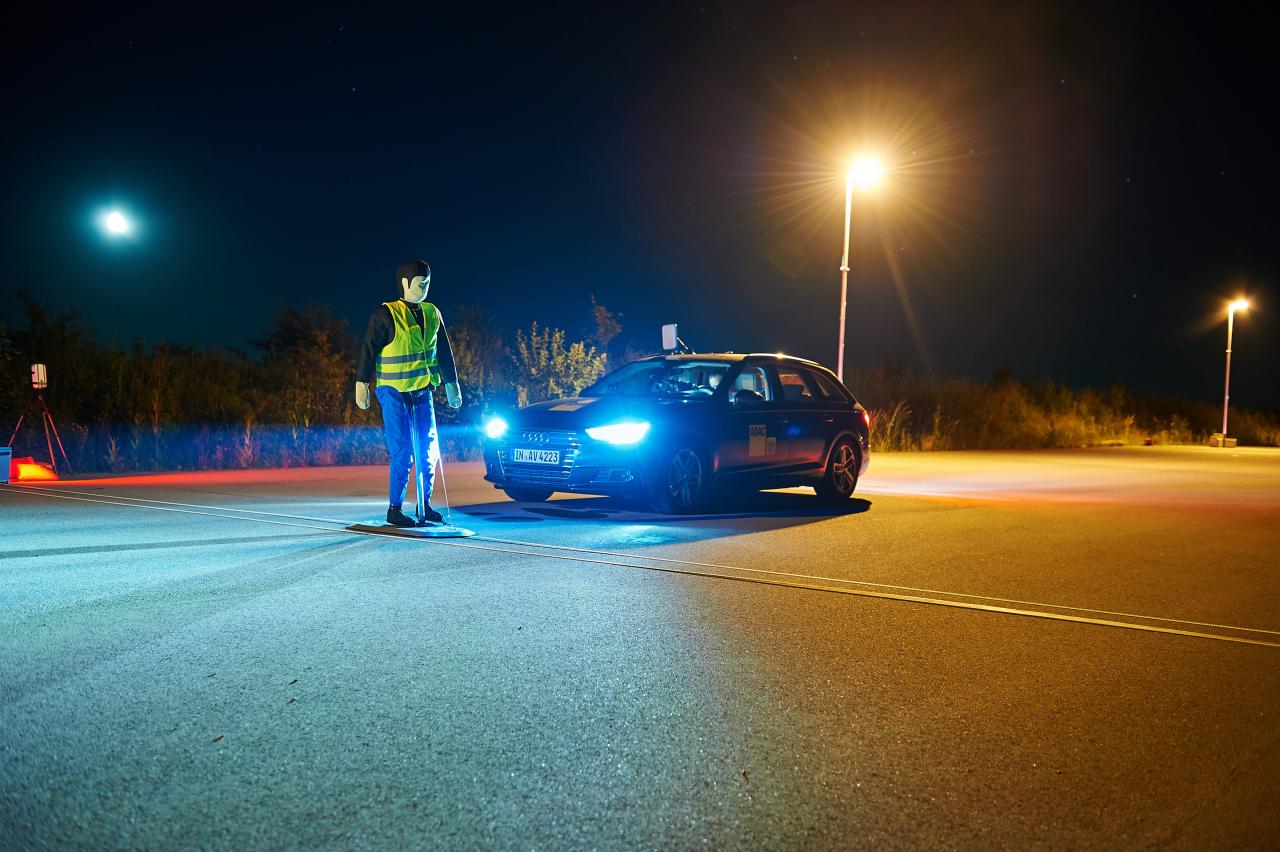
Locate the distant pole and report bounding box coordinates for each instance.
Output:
[836,156,885,383]
[837,171,852,383]
[1221,308,1233,438]
[1221,300,1246,440]
[1218,298,1249,440]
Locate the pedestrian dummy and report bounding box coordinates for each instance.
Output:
[355,259,463,526]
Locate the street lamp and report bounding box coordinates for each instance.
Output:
[1221,298,1249,443]
[837,155,884,382]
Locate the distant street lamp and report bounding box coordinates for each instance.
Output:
[837,155,885,383]
[1221,298,1249,443]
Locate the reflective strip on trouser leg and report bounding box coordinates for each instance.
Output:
[409,409,425,521]
[417,396,439,498]
[403,391,438,521]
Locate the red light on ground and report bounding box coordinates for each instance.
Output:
[11,457,59,481]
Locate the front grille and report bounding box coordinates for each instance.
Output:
[497,430,581,488]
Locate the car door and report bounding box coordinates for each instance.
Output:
[714,364,789,479]
[802,366,855,465]
[770,364,826,473]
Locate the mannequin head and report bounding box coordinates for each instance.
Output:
[395,259,431,303]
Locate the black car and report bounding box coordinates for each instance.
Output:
[482,353,871,513]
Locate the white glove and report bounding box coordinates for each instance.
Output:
[445,382,463,410]
[355,381,371,410]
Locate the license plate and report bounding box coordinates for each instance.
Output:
[512,448,560,465]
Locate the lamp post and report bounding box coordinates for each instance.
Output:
[1221,298,1249,442]
[837,155,884,382]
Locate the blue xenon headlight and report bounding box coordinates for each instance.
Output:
[585,421,650,445]
[484,416,509,440]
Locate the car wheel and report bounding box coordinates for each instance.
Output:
[815,439,859,502]
[503,486,554,503]
[648,443,712,514]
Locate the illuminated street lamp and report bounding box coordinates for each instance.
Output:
[837,155,885,382]
[1220,298,1249,443]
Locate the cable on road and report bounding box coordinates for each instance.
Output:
[4,483,1278,649]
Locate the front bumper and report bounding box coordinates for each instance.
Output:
[483,428,649,496]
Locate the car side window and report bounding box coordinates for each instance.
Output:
[806,369,848,402]
[729,366,773,404]
[774,366,818,403]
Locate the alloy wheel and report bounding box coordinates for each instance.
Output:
[831,443,857,495]
[667,448,703,508]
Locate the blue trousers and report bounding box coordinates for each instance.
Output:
[375,385,439,508]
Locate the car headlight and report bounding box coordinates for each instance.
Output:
[585,421,650,445]
[484,416,509,439]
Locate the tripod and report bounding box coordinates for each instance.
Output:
[8,387,70,473]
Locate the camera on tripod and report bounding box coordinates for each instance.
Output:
[4,363,68,482]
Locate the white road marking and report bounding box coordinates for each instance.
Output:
[4,484,1277,648]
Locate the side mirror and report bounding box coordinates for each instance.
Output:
[732,389,765,406]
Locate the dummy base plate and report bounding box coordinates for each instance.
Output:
[347,523,477,539]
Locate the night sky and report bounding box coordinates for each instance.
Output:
[4,3,1277,406]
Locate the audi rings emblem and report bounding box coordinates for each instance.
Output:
[518,431,550,444]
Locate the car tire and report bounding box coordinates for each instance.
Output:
[503,486,554,503]
[648,443,713,514]
[815,438,859,503]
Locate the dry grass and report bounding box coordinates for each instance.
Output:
[853,366,1279,452]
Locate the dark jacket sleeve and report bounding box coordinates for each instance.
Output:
[356,306,394,384]
[435,316,459,386]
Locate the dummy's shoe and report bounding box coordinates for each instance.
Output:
[417,505,444,525]
[386,506,418,527]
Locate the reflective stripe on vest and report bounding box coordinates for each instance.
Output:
[376,301,441,392]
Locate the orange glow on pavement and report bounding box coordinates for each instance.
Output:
[14,466,381,488]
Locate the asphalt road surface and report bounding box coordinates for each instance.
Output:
[2,446,1278,849]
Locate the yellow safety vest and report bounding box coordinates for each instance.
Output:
[376,300,441,392]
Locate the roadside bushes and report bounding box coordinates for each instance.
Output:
[1,296,617,473]
[513,323,608,406]
[3,293,1277,473]
[852,364,1276,452]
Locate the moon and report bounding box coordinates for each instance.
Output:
[105,210,130,235]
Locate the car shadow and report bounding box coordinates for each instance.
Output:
[448,490,871,536]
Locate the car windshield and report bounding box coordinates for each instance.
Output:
[583,360,733,398]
